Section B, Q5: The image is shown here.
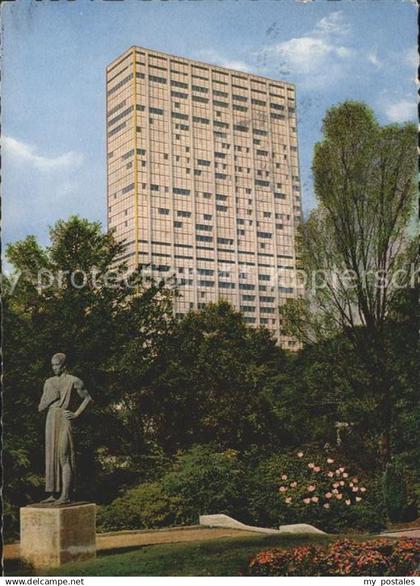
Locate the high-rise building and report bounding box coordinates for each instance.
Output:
[106,46,303,347]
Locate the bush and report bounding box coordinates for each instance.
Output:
[248,539,420,576]
[162,445,248,524]
[246,447,386,533]
[97,445,249,531]
[97,482,181,532]
[382,462,408,522]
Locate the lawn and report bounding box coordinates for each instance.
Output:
[40,533,367,577]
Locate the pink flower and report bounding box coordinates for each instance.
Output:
[345,499,351,505]
[285,497,292,504]
[303,498,311,504]
[323,503,330,509]
[308,463,315,469]
[290,481,297,488]
[279,486,287,493]
[356,497,362,502]
[327,458,334,464]
[352,478,359,483]
[327,472,334,478]
[325,492,333,499]
[313,466,321,473]
[332,489,339,494]
[336,493,343,500]
[332,482,340,488]
[311,496,319,503]
[360,487,367,493]
[281,474,288,480]
[307,485,316,492]
[297,452,304,458]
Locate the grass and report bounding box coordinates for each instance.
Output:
[6,533,377,577]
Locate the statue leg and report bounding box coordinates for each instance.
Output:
[54,427,72,505]
[40,494,56,503]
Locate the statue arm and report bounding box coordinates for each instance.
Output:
[64,378,93,420]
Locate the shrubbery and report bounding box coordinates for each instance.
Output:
[246,448,386,533]
[97,445,387,534]
[97,482,181,531]
[248,539,420,576]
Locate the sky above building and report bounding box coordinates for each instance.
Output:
[2,0,417,250]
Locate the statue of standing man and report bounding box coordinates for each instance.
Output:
[38,353,93,505]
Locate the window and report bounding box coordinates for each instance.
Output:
[107,73,133,96]
[121,183,134,194]
[149,75,167,84]
[173,188,190,195]
[158,208,170,215]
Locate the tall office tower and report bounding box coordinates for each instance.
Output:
[106,46,303,348]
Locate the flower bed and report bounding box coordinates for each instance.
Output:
[248,539,420,576]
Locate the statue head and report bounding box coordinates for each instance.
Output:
[51,353,67,376]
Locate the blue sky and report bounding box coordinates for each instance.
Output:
[3,0,417,249]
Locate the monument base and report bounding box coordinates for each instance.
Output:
[20,502,96,569]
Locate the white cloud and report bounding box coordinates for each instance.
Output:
[257,11,353,89]
[314,11,350,37]
[269,36,351,75]
[384,99,417,122]
[193,49,251,73]
[367,50,382,68]
[404,46,418,69]
[3,136,83,171]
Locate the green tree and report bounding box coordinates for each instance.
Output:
[281,102,418,463]
[149,302,288,452]
[3,216,174,533]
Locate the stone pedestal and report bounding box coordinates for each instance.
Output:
[20,503,96,569]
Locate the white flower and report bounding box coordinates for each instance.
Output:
[285,497,292,504]
[327,458,334,464]
[281,474,288,480]
[311,496,319,503]
[303,498,311,504]
[345,499,351,505]
[297,452,304,458]
[356,497,362,502]
[279,486,287,493]
[327,472,334,478]
[342,473,348,478]
[360,487,367,493]
[323,503,330,509]
[308,462,315,469]
[290,481,297,488]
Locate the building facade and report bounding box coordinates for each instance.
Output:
[106,46,303,347]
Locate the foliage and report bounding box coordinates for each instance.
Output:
[162,445,248,524]
[248,539,420,576]
[382,462,408,522]
[280,101,418,463]
[3,216,175,535]
[245,448,386,533]
[97,482,181,531]
[150,303,288,452]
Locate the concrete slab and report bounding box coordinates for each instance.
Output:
[199,514,326,535]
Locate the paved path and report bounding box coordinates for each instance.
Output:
[3,526,256,561]
[380,528,420,539]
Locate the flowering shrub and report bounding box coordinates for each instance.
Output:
[248,539,420,576]
[247,448,386,533]
[277,451,368,513]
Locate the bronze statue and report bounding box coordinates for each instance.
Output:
[38,353,93,505]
